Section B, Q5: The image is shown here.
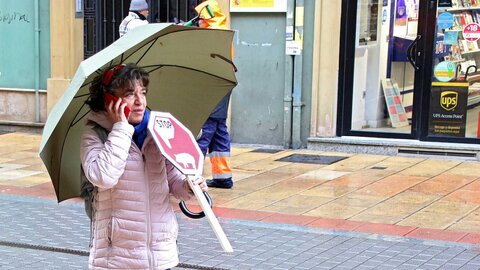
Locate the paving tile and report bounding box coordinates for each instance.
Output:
[398,159,462,177]
[259,194,331,214]
[212,206,274,221]
[424,201,479,215]
[231,151,287,168]
[0,175,50,187]
[300,184,355,198]
[0,145,35,156]
[323,173,382,188]
[293,169,351,181]
[398,201,478,229]
[231,171,296,192]
[387,191,441,205]
[322,155,389,172]
[409,174,477,195]
[442,190,480,205]
[358,201,426,217]
[444,161,480,177]
[269,162,325,175]
[461,180,480,191]
[304,201,366,219]
[0,170,42,180]
[457,233,480,244]
[259,213,318,226]
[327,194,383,208]
[370,156,426,171]
[443,220,480,234]
[306,217,364,231]
[398,212,469,230]
[356,175,427,197]
[230,147,256,156]
[353,223,416,236]
[350,213,405,224]
[277,177,328,189]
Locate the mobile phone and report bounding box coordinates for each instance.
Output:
[104,93,131,119]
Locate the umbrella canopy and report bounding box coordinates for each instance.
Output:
[39,23,237,202]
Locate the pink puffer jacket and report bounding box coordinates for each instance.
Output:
[80,111,193,270]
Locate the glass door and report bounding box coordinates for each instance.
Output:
[427,1,480,141]
[349,0,421,136]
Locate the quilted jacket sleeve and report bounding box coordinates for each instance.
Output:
[165,160,193,201]
[80,122,134,189]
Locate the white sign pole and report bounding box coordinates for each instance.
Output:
[186,176,233,253]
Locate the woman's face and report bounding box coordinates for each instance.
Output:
[120,79,147,125]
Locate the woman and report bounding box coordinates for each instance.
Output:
[81,63,207,269]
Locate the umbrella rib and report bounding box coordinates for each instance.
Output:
[121,36,159,65]
[70,103,91,128]
[137,38,158,65]
[211,54,238,72]
[74,93,90,99]
[141,64,237,85]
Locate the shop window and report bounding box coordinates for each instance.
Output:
[351,0,418,134]
[357,0,379,46]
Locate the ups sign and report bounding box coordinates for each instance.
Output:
[440,91,458,111]
[429,83,467,137]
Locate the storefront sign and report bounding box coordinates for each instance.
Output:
[434,61,456,82]
[429,82,468,137]
[230,0,287,12]
[463,23,480,42]
[438,12,454,30]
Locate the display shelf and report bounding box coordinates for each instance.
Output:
[447,7,480,12]
[461,49,480,55]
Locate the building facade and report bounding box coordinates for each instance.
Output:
[1,0,479,156]
[0,0,51,130]
[309,0,480,157]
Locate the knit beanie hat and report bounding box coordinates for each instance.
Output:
[130,0,148,11]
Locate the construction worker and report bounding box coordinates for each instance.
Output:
[195,0,234,189]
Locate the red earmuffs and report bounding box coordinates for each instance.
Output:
[102,64,125,88]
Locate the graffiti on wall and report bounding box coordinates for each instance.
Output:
[0,11,31,24]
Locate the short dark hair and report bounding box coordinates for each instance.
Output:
[86,63,149,112]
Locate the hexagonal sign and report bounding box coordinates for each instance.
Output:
[148,111,203,176]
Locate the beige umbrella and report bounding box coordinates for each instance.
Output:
[39,23,237,202]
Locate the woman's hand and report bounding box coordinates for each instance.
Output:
[187,176,208,193]
[106,98,129,123]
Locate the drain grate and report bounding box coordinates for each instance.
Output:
[0,130,13,135]
[250,148,282,154]
[371,166,387,170]
[398,148,478,158]
[276,154,348,165]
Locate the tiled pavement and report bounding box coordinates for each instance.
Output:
[1,194,480,269]
[1,131,480,269]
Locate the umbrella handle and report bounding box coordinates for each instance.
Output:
[179,191,213,219]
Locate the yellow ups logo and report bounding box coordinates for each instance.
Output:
[440,91,458,111]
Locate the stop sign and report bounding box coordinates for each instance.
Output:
[148,111,204,176]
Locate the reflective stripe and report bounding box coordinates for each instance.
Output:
[212,172,232,179]
[209,151,230,158]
